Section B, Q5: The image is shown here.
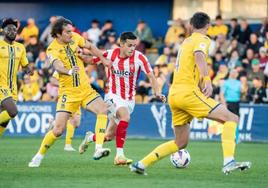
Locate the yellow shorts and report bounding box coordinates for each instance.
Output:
[168,87,220,126]
[56,86,100,115]
[0,88,13,103]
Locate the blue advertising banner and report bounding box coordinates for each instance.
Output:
[4,102,268,142]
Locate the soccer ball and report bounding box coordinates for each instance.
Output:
[170,149,191,168]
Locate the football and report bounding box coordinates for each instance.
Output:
[170,149,191,168]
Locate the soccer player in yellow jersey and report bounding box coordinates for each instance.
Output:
[0,18,33,137]
[130,12,251,175]
[47,71,82,152]
[28,17,111,167]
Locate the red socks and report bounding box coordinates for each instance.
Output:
[115,121,129,148]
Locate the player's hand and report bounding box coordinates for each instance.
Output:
[202,80,213,98]
[68,66,80,75]
[101,58,112,68]
[155,93,167,103]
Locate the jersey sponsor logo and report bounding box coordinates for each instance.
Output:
[112,69,134,77]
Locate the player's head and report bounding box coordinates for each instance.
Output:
[1,18,18,42]
[119,32,137,57]
[190,12,210,31]
[51,17,73,43]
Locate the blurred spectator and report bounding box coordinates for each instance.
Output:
[242,48,255,70]
[18,75,42,102]
[247,33,263,54]
[247,59,265,85]
[134,20,154,53]
[87,19,101,46]
[226,38,245,58]
[35,51,52,84]
[45,76,59,101]
[173,33,185,53]
[264,31,268,50]
[249,77,267,103]
[26,35,43,62]
[212,63,229,88]
[258,47,268,70]
[207,15,228,39]
[257,17,268,43]
[164,18,185,46]
[104,32,118,50]
[211,34,230,57]
[155,47,172,65]
[98,20,115,48]
[228,18,240,40]
[240,75,250,103]
[213,51,225,71]
[220,69,241,115]
[227,50,241,70]
[238,19,252,45]
[20,18,39,44]
[40,16,57,46]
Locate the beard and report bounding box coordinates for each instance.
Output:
[6,34,16,42]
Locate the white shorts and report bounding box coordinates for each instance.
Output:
[104,92,135,123]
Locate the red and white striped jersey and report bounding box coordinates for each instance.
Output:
[94,48,152,100]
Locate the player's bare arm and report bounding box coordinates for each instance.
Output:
[52,59,79,75]
[84,40,111,66]
[147,72,166,103]
[194,51,213,97]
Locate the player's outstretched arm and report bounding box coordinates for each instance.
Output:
[147,72,166,103]
[194,51,213,97]
[84,40,111,66]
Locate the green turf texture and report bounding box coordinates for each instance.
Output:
[0,137,267,188]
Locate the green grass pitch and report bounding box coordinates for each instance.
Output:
[0,137,267,188]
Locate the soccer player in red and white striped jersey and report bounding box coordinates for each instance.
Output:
[79,32,166,165]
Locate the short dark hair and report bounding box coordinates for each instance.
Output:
[1,18,18,29]
[215,15,222,20]
[51,17,72,38]
[120,32,137,42]
[231,18,238,22]
[190,12,210,29]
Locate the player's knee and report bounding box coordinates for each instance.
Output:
[52,124,65,137]
[119,115,130,122]
[8,108,18,118]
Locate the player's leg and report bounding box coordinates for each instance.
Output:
[78,119,115,154]
[28,111,71,167]
[84,96,110,160]
[114,106,133,165]
[64,113,80,151]
[207,104,251,174]
[130,94,191,175]
[0,97,18,137]
[130,124,190,175]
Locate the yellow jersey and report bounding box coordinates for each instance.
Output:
[171,32,210,90]
[46,32,89,95]
[0,40,29,98]
[19,82,40,101]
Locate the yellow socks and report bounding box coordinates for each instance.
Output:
[95,114,108,149]
[0,126,5,137]
[38,130,57,155]
[141,140,179,167]
[221,121,237,164]
[65,122,75,145]
[0,111,11,124]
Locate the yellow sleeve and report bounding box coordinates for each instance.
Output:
[46,47,59,65]
[193,37,210,56]
[73,32,86,47]
[20,45,29,67]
